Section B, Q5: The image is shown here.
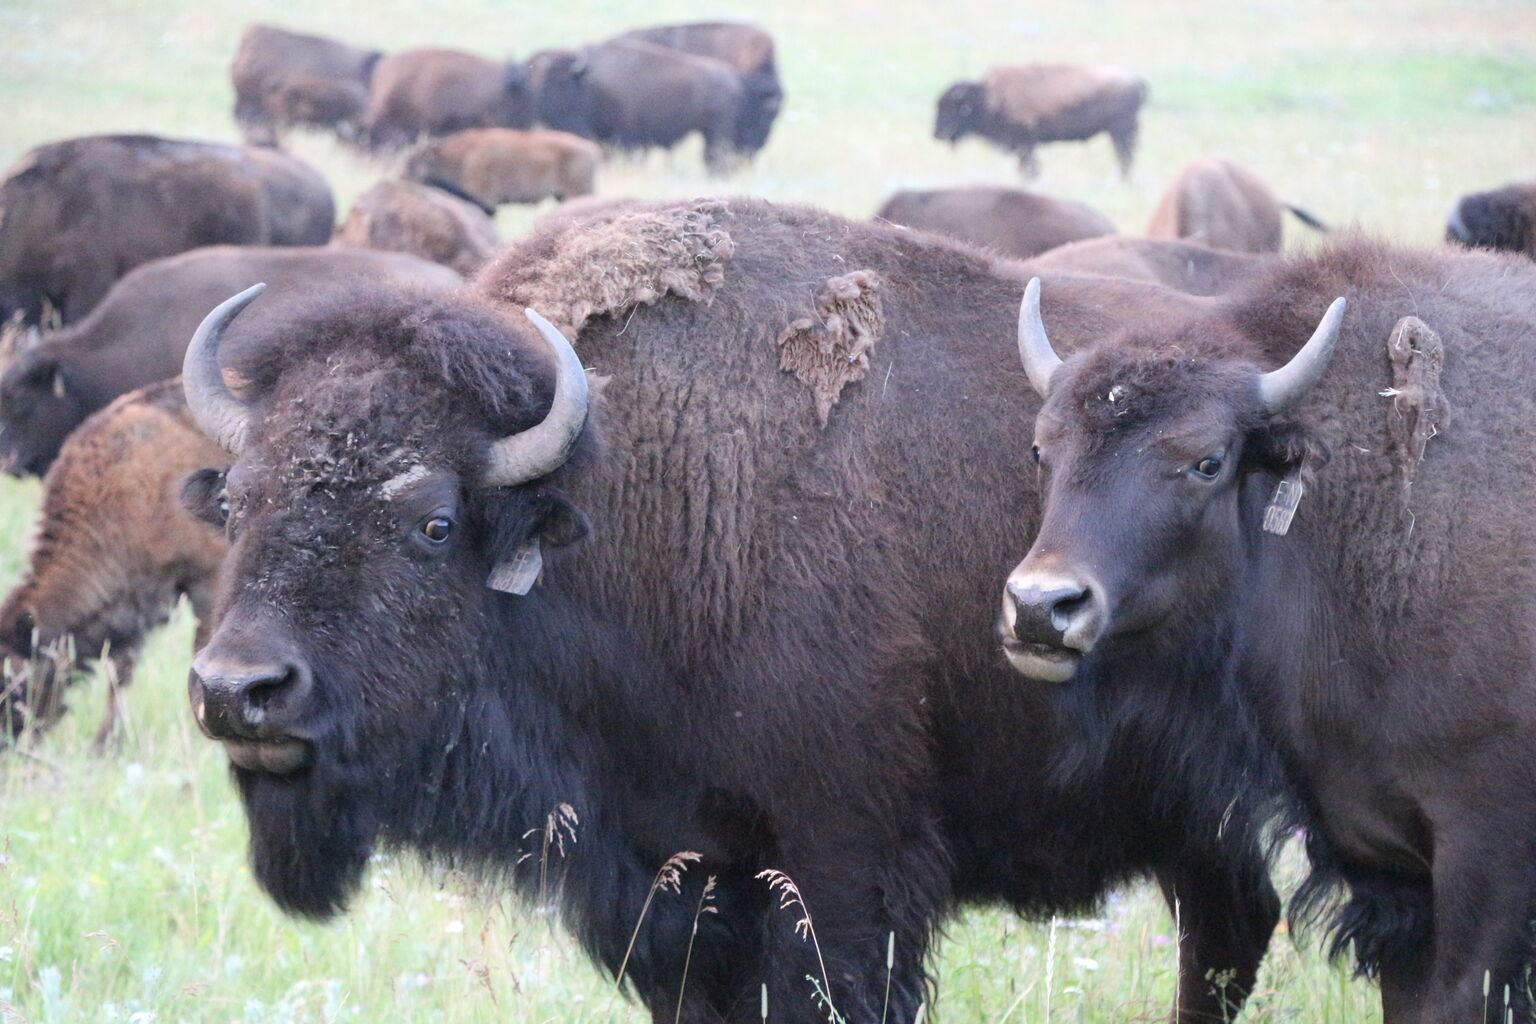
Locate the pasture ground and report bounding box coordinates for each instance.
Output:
[2,0,1534,1020]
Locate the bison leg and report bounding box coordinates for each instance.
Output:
[1016,145,1041,180]
[1376,831,1536,1024]
[1110,119,1139,180]
[91,644,140,753]
[1154,842,1279,1023]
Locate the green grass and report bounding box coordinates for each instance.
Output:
[3,0,1535,1020]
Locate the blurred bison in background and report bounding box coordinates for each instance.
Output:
[0,380,228,749]
[363,48,533,151]
[0,246,460,477]
[876,185,1114,259]
[617,21,782,155]
[1020,235,1273,296]
[230,24,382,145]
[935,64,1147,179]
[0,135,334,327]
[401,128,599,207]
[333,180,500,275]
[182,199,1280,1023]
[1148,158,1326,252]
[527,40,747,173]
[1446,182,1536,258]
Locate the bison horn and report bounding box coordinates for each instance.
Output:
[1257,297,1347,414]
[1017,277,1064,397]
[183,283,264,454]
[483,309,590,487]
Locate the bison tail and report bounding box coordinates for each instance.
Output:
[1285,204,1329,233]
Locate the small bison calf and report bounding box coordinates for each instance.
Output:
[0,379,227,747]
[402,127,599,207]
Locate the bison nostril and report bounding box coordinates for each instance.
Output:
[1050,588,1091,634]
[245,668,296,711]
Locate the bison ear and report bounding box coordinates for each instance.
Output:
[484,487,589,595]
[181,468,229,529]
[1245,421,1330,478]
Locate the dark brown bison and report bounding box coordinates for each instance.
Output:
[527,40,748,173]
[1446,182,1536,258]
[333,180,500,275]
[0,379,227,748]
[1020,235,1274,296]
[363,48,533,151]
[181,199,1280,1022]
[875,185,1114,260]
[230,24,382,145]
[935,64,1147,179]
[0,135,334,327]
[1003,238,1536,1021]
[616,22,782,154]
[0,246,460,477]
[1147,158,1326,253]
[401,128,599,207]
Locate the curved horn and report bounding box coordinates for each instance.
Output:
[1257,297,1347,414]
[483,309,590,487]
[183,283,265,453]
[1017,277,1064,397]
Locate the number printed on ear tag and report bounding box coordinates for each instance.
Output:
[1262,474,1305,536]
[487,539,544,595]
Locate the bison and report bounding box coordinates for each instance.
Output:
[0,246,460,478]
[527,40,747,173]
[616,22,782,155]
[875,185,1114,260]
[935,64,1147,180]
[229,24,381,145]
[0,379,227,748]
[363,48,533,152]
[333,180,500,275]
[401,128,599,207]
[1446,181,1536,258]
[1003,238,1536,1021]
[0,134,334,327]
[1020,235,1274,296]
[181,199,1281,1022]
[1147,158,1326,253]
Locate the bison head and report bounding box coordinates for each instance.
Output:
[999,279,1344,684]
[180,283,591,917]
[0,351,85,476]
[1446,185,1536,256]
[934,82,984,143]
[526,49,596,139]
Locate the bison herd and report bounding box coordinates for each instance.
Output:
[4,14,1536,1024]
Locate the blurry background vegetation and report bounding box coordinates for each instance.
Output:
[2,0,1534,1020]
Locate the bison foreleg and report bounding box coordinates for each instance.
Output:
[1110,120,1139,181]
[1154,844,1280,1023]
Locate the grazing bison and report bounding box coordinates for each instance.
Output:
[401,128,599,207]
[333,180,500,275]
[182,199,1281,1022]
[1147,158,1326,253]
[528,40,746,173]
[363,48,533,151]
[875,185,1114,260]
[1021,235,1273,296]
[0,380,227,748]
[935,64,1147,179]
[1446,181,1536,258]
[617,22,782,155]
[0,135,334,327]
[230,24,381,145]
[1003,239,1536,1021]
[0,246,460,477]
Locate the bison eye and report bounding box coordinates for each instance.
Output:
[1192,454,1224,479]
[217,493,230,523]
[421,517,453,543]
[1030,444,1041,464]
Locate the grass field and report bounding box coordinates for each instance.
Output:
[2,0,1534,1021]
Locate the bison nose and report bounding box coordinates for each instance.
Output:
[191,652,313,740]
[1006,577,1104,653]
